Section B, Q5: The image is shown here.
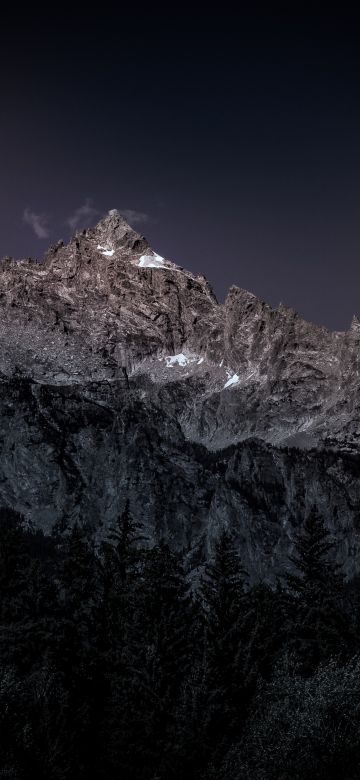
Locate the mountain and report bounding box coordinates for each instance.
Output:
[1,209,360,579]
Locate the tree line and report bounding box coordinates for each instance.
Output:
[0,504,360,779]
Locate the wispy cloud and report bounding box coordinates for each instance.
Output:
[66,199,100,231]
[23,207,49,239]
[120,209,150,225]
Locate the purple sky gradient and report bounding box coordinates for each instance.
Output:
[1,8,360,330]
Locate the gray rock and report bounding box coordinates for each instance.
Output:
[1,210,360,578]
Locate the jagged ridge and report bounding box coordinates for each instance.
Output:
[0,209,359,451]
[1,210,360,579]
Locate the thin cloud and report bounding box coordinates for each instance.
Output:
[23,207,49,239]
[66,199,100,231]
[120,209,150,225]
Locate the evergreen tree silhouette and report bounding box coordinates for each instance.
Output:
[102,539,193,780]
[285,506,349,674]
[0,508,32,624]
[97,501,145,670]
[240,580,288,684]
[0,503,357,779]
[53,522,101,776]
[200,529,248,760]
[97,503,149,779]
[0,508,58,673]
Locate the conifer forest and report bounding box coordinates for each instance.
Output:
[1,505,360,779]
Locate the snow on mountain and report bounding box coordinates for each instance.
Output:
[97,245,115,257]
[1,209,360,579]
[0,208,359,454]
[138,252,167,268]
[224,373,240,388]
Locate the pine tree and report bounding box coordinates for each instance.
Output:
[0,508,32,624]
[0,508,59,673]
[240,580,288,684]
[101,500,145,583]
[52,522,102,777]
[97,501,146,669]
[200,529,248,761]
[54,522,100,675]
[96,504,149,779]
[285,507,350,674]
[140,543,196,779]
[101,540,194,780]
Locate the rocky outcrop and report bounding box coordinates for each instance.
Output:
[0,374,360,581]
[1,210,360,577]
[1,209,358,450]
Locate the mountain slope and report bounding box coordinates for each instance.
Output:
[1,210,359,451]
[1,210,360,578]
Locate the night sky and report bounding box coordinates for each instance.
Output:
[2,8,360,330]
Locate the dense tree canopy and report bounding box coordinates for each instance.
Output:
[0,506,359,779]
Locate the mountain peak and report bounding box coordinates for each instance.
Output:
[85,209,149,253]
[1,208,360,457]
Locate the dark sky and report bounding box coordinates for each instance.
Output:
[1,7,360,330]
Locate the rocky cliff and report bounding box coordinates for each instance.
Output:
[1,210,360,578]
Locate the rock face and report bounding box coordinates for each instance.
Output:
[1,210,360,579]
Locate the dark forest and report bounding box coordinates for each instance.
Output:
[1,505,360,779]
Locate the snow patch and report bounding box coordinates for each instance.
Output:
[165,353,189,367]
[164,353,202,368]
[97,245,114,257]
[138,252,167,269]
[224,373,240,389]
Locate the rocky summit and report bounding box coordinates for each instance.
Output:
[1,210,360,579]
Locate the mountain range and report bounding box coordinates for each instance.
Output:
[1,209,360,579]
